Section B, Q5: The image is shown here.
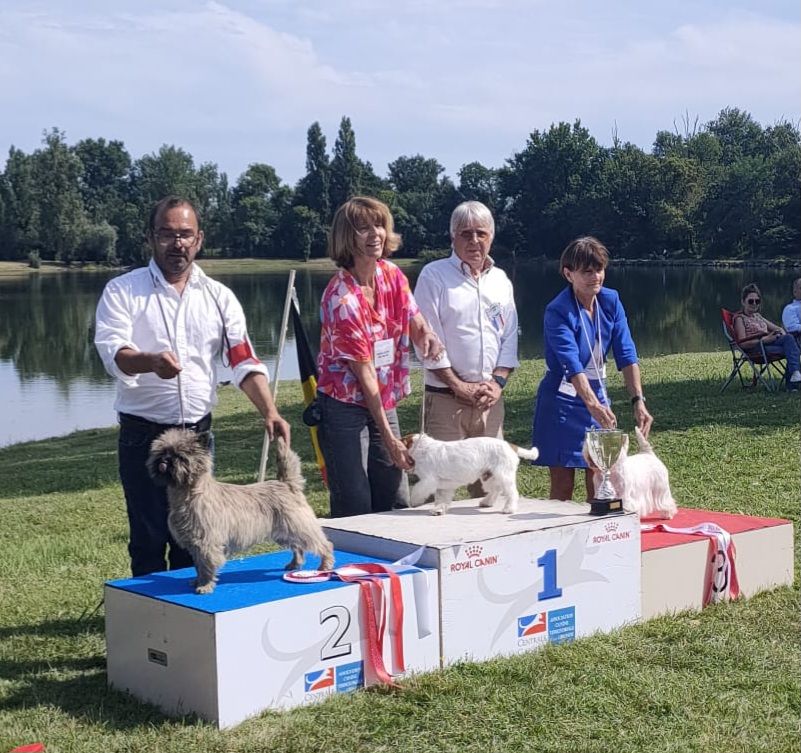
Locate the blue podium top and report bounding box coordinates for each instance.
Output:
[105,549,420,614]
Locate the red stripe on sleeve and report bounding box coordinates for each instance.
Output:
[228,341,260,367]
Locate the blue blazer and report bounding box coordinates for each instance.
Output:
[543,286,638,381]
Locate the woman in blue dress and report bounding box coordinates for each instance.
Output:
[532,236,653,501]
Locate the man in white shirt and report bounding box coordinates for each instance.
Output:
[95,196,290,576]
[782,278,801,347]
[413,201,519,495]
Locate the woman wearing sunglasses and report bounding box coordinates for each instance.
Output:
[734,282,801,389]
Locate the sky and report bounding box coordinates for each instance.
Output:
[1,0,799,186]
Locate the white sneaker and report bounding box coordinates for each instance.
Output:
[790,371,801,383]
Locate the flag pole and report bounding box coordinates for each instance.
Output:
[258,268,296,482]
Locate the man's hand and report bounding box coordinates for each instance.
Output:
[264,411,291,443]
[453,381,481,404]
[474,380,502,410]
[150,351,182,379]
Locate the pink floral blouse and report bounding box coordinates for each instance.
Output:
[317,260,419,410]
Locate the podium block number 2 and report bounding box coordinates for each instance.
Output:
[537,548,563,601]
[320,605,353,661]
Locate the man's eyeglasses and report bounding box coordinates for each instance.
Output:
[154,230,198,246]
[746,298,761,305]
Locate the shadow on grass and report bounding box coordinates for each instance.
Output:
[0,614,185,730]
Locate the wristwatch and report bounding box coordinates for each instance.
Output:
[630,394,646,405]
[492,374,508,389]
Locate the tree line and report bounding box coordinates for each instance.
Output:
[0,108,798,265]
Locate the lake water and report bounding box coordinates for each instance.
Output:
[1,262,796,447]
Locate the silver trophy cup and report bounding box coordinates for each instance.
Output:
[585,428,626,515]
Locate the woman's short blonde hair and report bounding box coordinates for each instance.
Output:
[560,236,610,278]
[328,196,402,268]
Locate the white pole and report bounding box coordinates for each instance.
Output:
[257,268,296,482]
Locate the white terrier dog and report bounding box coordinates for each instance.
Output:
[584,427,677,519]
[402,433,539,515]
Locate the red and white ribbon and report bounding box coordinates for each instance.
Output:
[284,547,427,686]
[642,521,740,605]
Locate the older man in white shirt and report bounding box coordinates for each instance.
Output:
[782,278,801,347]
[95,196,289,576]
[414,201,519,491]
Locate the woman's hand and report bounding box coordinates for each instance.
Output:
[386,436,414,470]
[587,401,617,430]
[633,400,653,439]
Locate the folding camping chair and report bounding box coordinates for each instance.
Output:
[720,309,787,392]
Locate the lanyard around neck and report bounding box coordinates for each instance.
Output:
[576,293,609,407]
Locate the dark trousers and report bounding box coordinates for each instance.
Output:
[117,413,213,577]
[317,393,409,518]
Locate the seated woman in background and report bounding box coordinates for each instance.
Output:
[531,236,653,502]
[734,282,801,390]
[316,196,442,518]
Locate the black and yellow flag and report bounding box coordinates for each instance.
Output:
[291,291,327,486]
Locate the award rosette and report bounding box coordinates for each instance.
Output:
[585,428,626,516]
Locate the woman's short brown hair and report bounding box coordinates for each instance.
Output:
[741,282,761,302]
[328,196,402,268]
[559,236,609,278]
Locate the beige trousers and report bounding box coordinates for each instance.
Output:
[423,391,505,498]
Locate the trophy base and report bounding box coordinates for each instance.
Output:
[588,498,624,516]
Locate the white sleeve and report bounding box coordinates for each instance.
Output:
[413,267,452,370]
[214,285,270,389]
[496,277,519,369]
[94,281,141,386]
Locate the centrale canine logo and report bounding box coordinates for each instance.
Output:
[450,544,499,573]
[592,519,631,545]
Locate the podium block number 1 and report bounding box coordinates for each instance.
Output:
[537,548,563,601]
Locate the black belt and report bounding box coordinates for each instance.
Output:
[118,412,212,433]
[425,385,454,395]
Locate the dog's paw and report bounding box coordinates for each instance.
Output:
[195,581,216,594]
[430,508,445,516]
[501,503,518,515]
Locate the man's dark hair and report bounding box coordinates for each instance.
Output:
[148,196,201,234]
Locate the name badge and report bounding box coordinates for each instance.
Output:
[374,338,395,368]
[557,378,577,397]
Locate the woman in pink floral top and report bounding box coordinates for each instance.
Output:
[317,196,442,517]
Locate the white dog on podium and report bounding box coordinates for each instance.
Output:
[584,427,677,520]
[402,433,539,515]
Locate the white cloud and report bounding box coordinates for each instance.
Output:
[0,1,798,183]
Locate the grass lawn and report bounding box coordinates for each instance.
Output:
[0,353,798,753]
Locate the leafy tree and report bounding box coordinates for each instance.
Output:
[231,164,292,257]
[276,206,322,261]
[329,117,361,212]
[501,120,606,257]
[458,162,501,214]
[295,122,330,222]
[72,138,131,221]
[1,147,39,259]
[77,221,118,264]
[32,128,88,262]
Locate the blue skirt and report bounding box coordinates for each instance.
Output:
[531,371,608,468]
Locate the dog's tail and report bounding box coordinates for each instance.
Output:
[274,436,305,494]
[509,443,539,462]
[634,426,654,454]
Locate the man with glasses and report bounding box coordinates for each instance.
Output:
[95,195,290,576]
[413,201,519,496]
